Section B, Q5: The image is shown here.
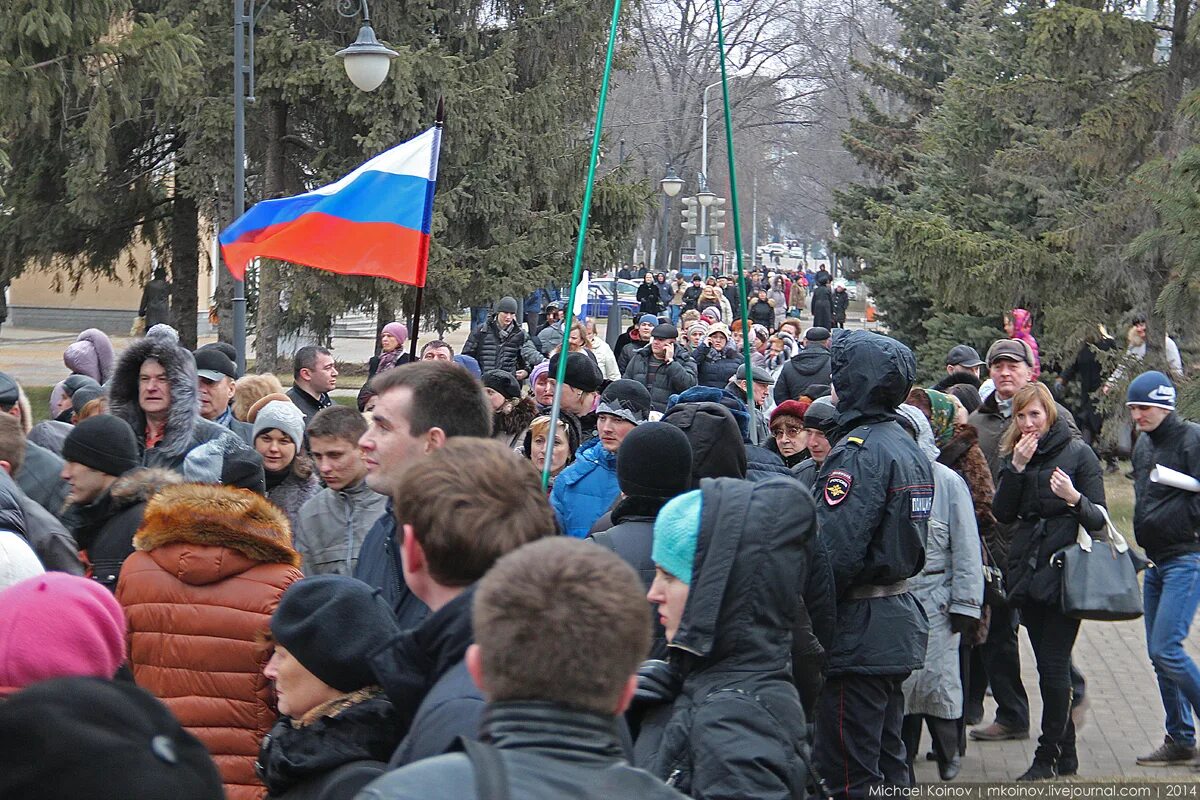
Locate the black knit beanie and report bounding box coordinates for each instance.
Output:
[269,576,399,694]
[616,421,693,499]
[62,415,139,477]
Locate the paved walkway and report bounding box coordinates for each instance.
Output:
[913,618,1200,783]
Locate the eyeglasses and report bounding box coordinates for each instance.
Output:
[770,423,805,437]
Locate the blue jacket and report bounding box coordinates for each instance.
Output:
[550,438,619,538]
[353,505,430,630]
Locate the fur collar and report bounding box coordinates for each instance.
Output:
[937,423,979,467]
[494,396,538,436]
[134,483,300,567]
[107,330,201,462]
[109,467,182,510]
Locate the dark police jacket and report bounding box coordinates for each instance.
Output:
[815,330,931,677]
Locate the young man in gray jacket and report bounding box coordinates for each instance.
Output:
[293,405,387,575]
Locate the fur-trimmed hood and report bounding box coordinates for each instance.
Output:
[493,396,538,437]
[107,326,200,463]
[109,467,182,511]
[134,483,300,584]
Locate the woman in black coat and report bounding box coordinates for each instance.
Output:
[637,274,665,316]
[993,382,1107,782]
[748,290,775,329]
[690,324,742,388]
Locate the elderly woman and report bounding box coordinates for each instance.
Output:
[896,404,983,783]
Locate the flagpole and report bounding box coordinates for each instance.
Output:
[714,0,753,396]
[408,98,443,361]
[541,0,623,490]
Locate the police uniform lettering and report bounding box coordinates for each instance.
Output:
[824,470,853,506]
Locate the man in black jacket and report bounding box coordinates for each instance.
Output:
[1126,371,1200,767]
[287,345,337,426]
[588,422,693,659]
[0,371,69,517]
[368,439,556,768]
[0,415,82,574]
[622,323,697,413]
[462,296,544,379]
[354,363,492,628]
[812,331,932,799]
[774,327,832,405]
[359,538,685,800]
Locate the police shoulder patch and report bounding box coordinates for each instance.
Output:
[910,484,934,520]
[824,470,854,506]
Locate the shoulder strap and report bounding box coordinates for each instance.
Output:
[461,737,511,800]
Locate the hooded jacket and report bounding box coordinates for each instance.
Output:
[773,348,832,406]
[294,479,388,576]
[662,401,748,482]
[108,327,255,476]
[994,416,1107,609]
[667,387,790,482]
[62,328,115,384]
[116,483,303,800]
[1008,309,1041,379]
[623,345,698,413]
[815,331,932,676]
[62,468,181,590]
[550,438,620,538]
[635,478,817,800]
[1130,412,1200,563]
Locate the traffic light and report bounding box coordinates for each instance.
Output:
[681,197,699,234]
[709,198,727,233]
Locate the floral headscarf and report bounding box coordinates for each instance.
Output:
[924,389,957,450]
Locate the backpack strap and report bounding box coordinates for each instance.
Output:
[461,737,511,800]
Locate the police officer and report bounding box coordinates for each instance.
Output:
[812,330,932,799]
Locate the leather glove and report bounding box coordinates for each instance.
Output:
[949,613,976,636]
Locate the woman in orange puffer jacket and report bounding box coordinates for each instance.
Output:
[117,482,303,800]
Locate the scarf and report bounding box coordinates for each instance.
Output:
[924,389,957,450]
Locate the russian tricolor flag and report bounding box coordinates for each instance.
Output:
[220,126,441,288]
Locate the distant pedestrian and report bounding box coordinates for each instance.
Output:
[462,296,544,379]
[139,266,172,329]
[810,275,833,329]
[1126,372,1200,768]
[369,322,412,378]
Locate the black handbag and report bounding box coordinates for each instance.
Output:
[979,538,1007,606]
[1051,507,1144,622]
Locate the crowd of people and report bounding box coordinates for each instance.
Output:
[0,276,1197,799]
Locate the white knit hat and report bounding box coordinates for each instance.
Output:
[252,400,307,448]
[0,531,44,591]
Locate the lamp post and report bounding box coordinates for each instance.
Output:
[698,67,752,275]
[230,0,397,373]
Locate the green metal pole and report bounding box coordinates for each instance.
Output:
[714,0,754,398]
[542,0,623,490]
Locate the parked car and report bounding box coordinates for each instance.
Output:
[582,279,640,322]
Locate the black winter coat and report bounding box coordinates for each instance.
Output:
[638,282,665,315]
[815,331,931,677]
[810,285,833,329]
[369,588,479,767]
[353,506,430,630]
[691,344,742,389]
[11,487,81,575]
[773,348,832,405]
[1131,413,1200,563]
[257,689,399,800]
[832,288,849,322]
[462,317,543,376]
[682,285,703,311]
[63,468,179,589]
[589,496,673,660]
[359,702,686,800]
[994,417,1107,609]
[748,299,775,328]
[634,478,815,800]
[139,277,171,327]
[623,346,698,413]
[17,441,69,521]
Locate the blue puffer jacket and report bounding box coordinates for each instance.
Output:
[550,438,619,538]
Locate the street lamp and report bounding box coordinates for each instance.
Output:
[696,188,717,208]
[336,14,399,92]
[229,0,398,373]
[660,168,684,198]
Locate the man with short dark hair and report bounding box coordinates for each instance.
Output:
[195,348,253,445]
[420,340,454,361]
[774,327,833,405]
[622,322,697,413]
[462,296,543,379]
[354,362,492,626]
[366,439,557,769]
[293,405,386,576]
[288,345,337,425]
[358,538,686,800]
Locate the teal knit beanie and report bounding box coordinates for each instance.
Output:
[652,489,703,585]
